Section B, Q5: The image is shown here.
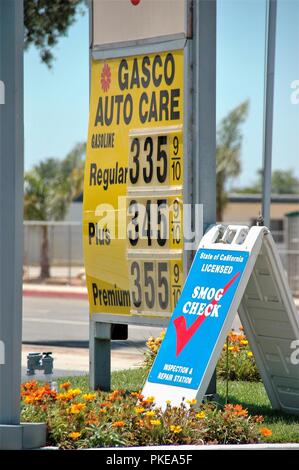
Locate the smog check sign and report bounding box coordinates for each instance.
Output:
[146,248,249,393]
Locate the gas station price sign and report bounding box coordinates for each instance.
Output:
[83,50,184,318]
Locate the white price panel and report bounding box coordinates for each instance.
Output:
[127,195,183,250]
[128,127,183,189]
[127,125,184,318]
[128,258,184,316]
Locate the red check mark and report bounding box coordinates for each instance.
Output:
[173,272,241,356]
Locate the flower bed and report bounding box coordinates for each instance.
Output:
[21,380,271,449]
[144,328,261,382]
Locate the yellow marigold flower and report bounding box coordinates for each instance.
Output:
[145,396,155,403]
[186,398,197,405]
[68,403,86,414]
[69,432,81,440]
[60,382,70,390]
[83,393,97,401]
[247,351,253,357]
[67,388,82,398]
[24,396,34,404]
[112,421,125,428]
[150,419,161,426]
[196,411,206,419]
[135,407,145,414]
[145,410,155,417]
[166,400,171,405]
[228,346,234,351]
[260,427,272,437]
[240,340,248,345]
[170,425,182,434]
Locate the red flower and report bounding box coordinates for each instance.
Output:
[101,63,111,92]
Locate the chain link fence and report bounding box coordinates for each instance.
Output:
[23,221,299,295]
[23,221,84,285]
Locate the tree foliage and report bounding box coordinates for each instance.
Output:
[24,142,85,278]
[235,169,299,195]
[216,101,249,221]
[24,0,86,67]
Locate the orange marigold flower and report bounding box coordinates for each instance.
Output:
[69,432,81,440]
[22,381,38,391]
[131,391,143,399]
[186,398,197,405]
[60,382,71,390]
[112,421,125,428]
[100,402,111,408]
[260,427,272,437]
[253,415,264,424]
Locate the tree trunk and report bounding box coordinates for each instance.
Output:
[40,224,50,279]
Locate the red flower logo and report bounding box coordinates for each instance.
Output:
[101,63,111,93]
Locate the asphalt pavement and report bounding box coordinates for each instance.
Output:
[22,296,163,380]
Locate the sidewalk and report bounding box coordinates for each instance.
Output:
[23,283,88,299]
[21,343,144,380]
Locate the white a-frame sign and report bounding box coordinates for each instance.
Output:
[143,225,299,414]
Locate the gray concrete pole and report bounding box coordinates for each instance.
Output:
[0,0,24,427]
[193,0,217,396]
[193,0,217,232]
[262,0,277,227]
[0,0,46,449]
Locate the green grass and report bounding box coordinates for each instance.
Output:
[53,370,299,444]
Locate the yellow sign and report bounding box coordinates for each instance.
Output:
[83,50,184,316]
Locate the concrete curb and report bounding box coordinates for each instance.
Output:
[40,443,299,450]
[23,284,88,300]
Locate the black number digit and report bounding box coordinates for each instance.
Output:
[143,137,154,183]
[130,261,142,308]
[144,262,155,309]
[141,200,152,246]
[157,199,167,247]
[128,200,139,246]
[157,135,167,183]
[171,161,181,180]
[158,262,169,310]
[129,137,140,184]
[173,263,180,283]
[173,136,179,155]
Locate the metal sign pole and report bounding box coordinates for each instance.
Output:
[193,0,217,396]
[262,0,277,227]
[0,0,46,449]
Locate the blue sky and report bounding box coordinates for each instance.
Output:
[24,0,299,188]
